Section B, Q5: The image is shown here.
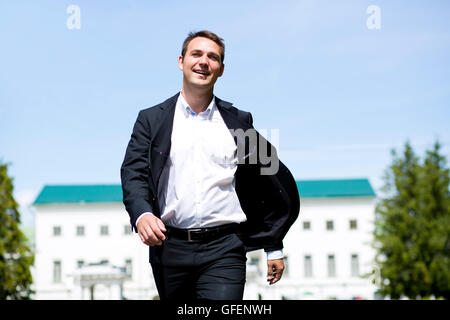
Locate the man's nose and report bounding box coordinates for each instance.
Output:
[199,54,208,66]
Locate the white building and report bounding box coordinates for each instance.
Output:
[33,185,157,300]
[32,179,378,300]
[243,179,379,300]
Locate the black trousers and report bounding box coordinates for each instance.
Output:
[150,232,247,300]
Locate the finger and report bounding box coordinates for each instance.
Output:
[268,271,277,284]
[138,225,149,244]
[151,222,166,241]
[138,232,146,244]
[138,219,150,238]
[267,263,276,281]
[140,230,154,246]
[148,234,162,246]
[144,225,162,246]
[271,267,283,284]
[145,237,161,246]
[156,218,167,232]
[267,262,283,285]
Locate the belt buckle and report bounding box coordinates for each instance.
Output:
[187,228,202,242]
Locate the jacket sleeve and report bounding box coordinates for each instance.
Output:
[120,110,154,232]
[237,110,300,253]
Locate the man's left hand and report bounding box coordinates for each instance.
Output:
[267,258,284,285]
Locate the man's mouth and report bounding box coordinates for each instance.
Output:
[194,70,210,76]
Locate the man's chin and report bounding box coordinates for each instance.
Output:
[188,80,215,89]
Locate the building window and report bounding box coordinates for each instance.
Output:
[125,259,132,279]
[303,221,311,230]
[326,220,334,231]
[327,255,336,277]
[350,219,358,230]
[304,255,312,278]
[77,260,84,269]
[53,260,62,283]
[100,225,109,236]
[76,225,85,236]
[124,225,132,235]
[53,226,61,236]
[248,256,261,275]
[351,254,360,277]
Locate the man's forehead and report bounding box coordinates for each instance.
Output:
[187,37,221,53]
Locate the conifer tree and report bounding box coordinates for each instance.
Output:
[417,142,450,298]
[0,162,34,299]
[374,141,450,299]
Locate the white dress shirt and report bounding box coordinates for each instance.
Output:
[136,93,283,260]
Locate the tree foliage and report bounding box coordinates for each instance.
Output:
[0,162,34,299]
[374,141,450,299]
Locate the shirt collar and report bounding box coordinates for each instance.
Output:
[178,92,215,119]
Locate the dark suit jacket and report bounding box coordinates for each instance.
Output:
[121,93,300,263]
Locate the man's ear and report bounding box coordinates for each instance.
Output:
[218,63,225,77]
[178,55,184,71]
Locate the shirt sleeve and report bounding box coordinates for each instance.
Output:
[266,249,284,260]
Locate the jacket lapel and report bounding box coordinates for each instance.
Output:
[215,96,251,132]
[150,93,179,192]
[216,96,256,165]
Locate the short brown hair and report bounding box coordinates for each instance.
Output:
[181,30,225,63]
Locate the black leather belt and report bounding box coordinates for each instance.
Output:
[166,223,241,243]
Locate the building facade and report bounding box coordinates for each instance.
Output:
[33,185,157,300]
[32,179,378,300]
[243,179,378,300]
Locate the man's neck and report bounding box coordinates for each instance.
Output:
[181,86,214,114]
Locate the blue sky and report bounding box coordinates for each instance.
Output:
[1,1,449,226]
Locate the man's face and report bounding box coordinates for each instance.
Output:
[178,37,224,90]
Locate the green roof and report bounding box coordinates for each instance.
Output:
[33,185,123,205]
[297,179,376,198]
[33,179,375,205]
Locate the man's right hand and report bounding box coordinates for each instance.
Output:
[137,214,167,246]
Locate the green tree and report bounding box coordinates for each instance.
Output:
[0,162,34,299]
[418,142,450,298]
[373,141,450,299]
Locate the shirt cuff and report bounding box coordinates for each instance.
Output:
[135,212,154,229]
[267,249,284,260]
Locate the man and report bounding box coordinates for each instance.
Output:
[121,30,299,300]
